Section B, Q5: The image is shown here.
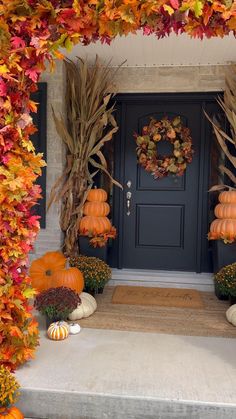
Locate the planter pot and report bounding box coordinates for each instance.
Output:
[84,285,105,297]
[78,236,108,261]
[214,282,229,301]
[212,240,236,273]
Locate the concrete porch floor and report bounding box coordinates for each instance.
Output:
[15,313,236,419]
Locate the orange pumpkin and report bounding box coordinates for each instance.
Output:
[52,267,84,294]
[83,201,110,217]
[219,191,236,204]
[29,251,66,292]
[87,188,107,202]
[209,219,236,240]
[215,204,236,219]
[0,407,24,419]
[79,216,111,235]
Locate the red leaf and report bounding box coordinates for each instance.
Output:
[170,0,179,9]
[25,68,40,82]
[0,79,7,96]
[11,36,26,49]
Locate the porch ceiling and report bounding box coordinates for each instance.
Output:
[66,32,236,67]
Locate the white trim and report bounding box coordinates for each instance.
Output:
[109,269,214,292]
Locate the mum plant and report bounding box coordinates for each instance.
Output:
[34,287,81,321]
[214,263,236,299]
[70,256,111,294]
[0,365,23,418]
[0,365,19,408]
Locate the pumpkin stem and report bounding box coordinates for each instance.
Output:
[45,269,52,276]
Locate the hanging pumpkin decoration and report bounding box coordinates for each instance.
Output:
[0,407,24,419]
[68,292,97,320]
[79,188,116,247]
[47,321,69,340]
[29,251,66,292]
[52,267,84,294]
[209,191,236,242]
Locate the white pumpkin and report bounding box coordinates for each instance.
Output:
[68,292,97,320]
[226,304,236,326]
[69,322,81,335]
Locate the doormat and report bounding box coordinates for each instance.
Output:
[112,285,204,309]
[77,287,236,338]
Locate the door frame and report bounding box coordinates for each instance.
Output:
[109,92,221,272]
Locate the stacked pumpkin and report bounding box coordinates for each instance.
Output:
[209,191,236,242]
[30,251,97,340]
[79,188,112,237]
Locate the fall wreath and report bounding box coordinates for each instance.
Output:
[134,117,194,179]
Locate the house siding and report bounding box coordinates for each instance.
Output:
[32,63,227,259]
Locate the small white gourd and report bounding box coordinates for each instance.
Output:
[68,292,97,320]
[69,323,81,335]
[226,304,236,326]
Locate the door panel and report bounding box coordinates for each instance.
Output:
[122,102,200,270]
[111,94,221,272]
[136,204,184,247]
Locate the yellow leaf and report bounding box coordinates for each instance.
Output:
[163,5,174,15]
[0,64,9,73]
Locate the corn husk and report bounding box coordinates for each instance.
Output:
[205,65,236,192]
[48,57,122,256]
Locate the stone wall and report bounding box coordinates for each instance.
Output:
[32,64,227,259]
[114,65,226,92]
[31,61,65,260]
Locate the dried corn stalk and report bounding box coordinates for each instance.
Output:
[205,65,236,192]
[48,57,122,256]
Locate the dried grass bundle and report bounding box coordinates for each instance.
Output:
[205,65,236,192]
[48,57,121,256]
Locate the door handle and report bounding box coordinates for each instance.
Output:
[126,191,132,216]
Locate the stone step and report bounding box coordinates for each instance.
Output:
[16,317,236,419]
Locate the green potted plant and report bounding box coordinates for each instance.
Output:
[69,255,111,296]
[214,262,236,303]
[34,286,81,328]
[0,365,24,418]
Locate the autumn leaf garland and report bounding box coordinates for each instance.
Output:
[0,0,236,370]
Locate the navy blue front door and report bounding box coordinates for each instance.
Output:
[112,93,220,272]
